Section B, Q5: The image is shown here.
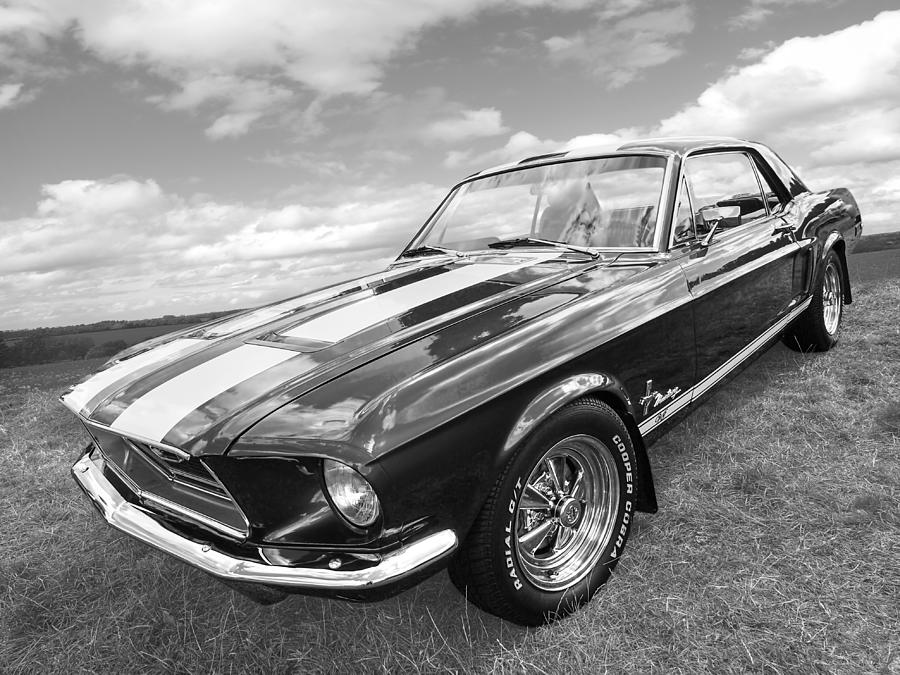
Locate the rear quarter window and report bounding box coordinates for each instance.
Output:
[756,145,809,198]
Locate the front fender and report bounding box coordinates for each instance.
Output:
[501,372,634,453]
[501,372,657,513]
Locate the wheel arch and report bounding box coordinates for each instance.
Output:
[500,372,658,514]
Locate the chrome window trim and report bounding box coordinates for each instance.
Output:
[747,151,772,218]
[411,151,674,255]
[652,154,675,252]
[673,147,774,251]
[668,175,696,250]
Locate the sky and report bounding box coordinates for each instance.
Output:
[1,0,899,330]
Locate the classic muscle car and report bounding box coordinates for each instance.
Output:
[62,137,862,625]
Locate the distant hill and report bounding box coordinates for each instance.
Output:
[0,310,239,369]
[854,231,900,254]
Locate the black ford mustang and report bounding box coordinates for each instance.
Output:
[62,137,861,625]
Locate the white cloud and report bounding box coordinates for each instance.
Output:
[544,3,694,88]
[0,82,23,107]
[36,178,168,218]
[0,176,447,328]
[444,130,559,169]
[421,107,508,143]
[205,112,264,140]
[444,129,636,171]
[153,74,293,113]
[656,10,900,162]
[802,160,900,236]
[728,0,848,29]
[0,0,606,137]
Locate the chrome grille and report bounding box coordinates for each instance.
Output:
[80,423,249,539]
[124,439,230,501]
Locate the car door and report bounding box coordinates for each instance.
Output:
[677,151,801,384]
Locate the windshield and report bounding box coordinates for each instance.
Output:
[410,154,667,253]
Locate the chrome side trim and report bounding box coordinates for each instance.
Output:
[637,296,812,435]
[72,451,458,590]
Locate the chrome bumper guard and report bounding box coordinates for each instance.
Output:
[72,451,458,591]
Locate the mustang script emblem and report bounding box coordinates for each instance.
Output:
[639,379,682,416]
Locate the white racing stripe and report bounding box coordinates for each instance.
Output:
[201,266,416,338]
[109,344,297,442]
[282,255,554,342]
[61,338,206,414]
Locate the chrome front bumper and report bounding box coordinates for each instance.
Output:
[72,450,457,591]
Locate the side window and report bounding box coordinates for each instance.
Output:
[684,153,767,233]
[672,176,695,245]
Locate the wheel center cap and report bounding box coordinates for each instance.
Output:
[557,497,582,528]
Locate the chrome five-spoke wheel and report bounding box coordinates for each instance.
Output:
[782,249,846,352]
[822,259,842,335]
[449,398,635,625]
[514,435,619,591]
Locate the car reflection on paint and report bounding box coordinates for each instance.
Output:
[62,136,861,625]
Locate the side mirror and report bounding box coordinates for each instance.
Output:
[698,205,741,246]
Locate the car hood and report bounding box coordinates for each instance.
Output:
[61,251,643,456]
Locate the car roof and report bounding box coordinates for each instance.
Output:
[469,136,759,179]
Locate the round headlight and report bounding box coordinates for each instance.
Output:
[322,459,381,527]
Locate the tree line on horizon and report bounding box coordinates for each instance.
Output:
[1,310,237,341]
[0,336,129,369]
[0,309,238,369]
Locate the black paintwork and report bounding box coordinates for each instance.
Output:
[66,137,862,600]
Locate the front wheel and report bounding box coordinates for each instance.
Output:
[783,250,844,352]
[449,398,635,625]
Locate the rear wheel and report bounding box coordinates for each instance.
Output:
[783,250,844,352]
[449,398,635,625]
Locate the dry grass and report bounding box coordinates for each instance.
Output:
[1,282,898,674]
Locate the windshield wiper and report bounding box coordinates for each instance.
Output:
[398,244,462,259]
[487,237,600,259]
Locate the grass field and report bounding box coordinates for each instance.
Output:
[854,232,900,254]
[847,249,900,285]
[1,281,898,674]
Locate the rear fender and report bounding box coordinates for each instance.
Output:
[501,372,658,513]
[795,187,860,305]
[823,232,852,305]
